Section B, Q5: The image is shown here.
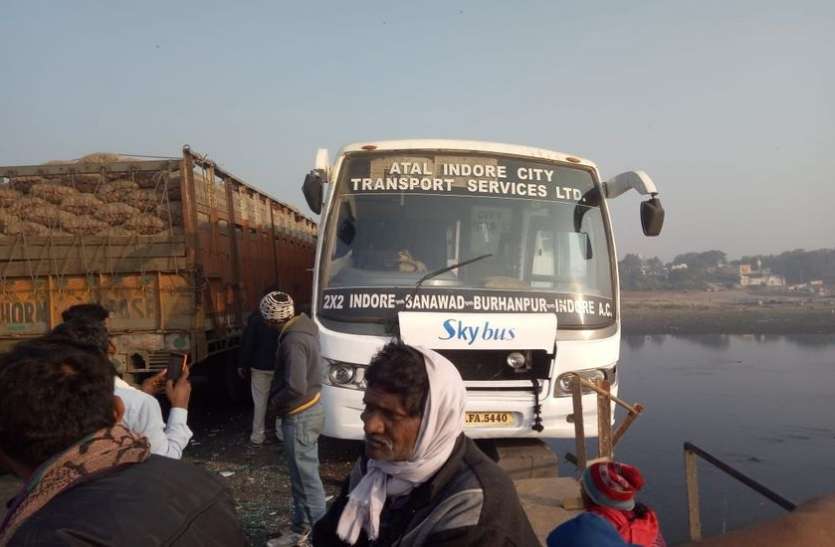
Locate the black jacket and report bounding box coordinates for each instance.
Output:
[269,314,322,416]
[238,311,279,372]
[9,455,247,546]
[313,434,541,547]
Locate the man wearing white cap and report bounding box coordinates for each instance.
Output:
[313,341,538,546]
[261,291,326,547]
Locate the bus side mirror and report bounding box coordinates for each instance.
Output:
[302,170,324,214]
[641,197,664,236]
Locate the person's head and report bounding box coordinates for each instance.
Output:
[49,318,110,354]
[361,341,429,461]
[581,461,646,511]
[259,291,295,329]
[0,339,122,477]
[61,303,110,326]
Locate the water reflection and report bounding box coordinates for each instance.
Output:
[671,333,732,349]
[549,334,835,544]
[649,334,666,346]
[783,334,835,349]
[624,335,646,350]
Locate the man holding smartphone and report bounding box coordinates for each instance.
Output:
[54,305,193,459]
[261,291,326,547]
[116,356,193,459]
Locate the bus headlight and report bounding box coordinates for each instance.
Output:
[323,360,367,390]
[329,363,355,385]
[506,352,527,370]
[555,367,617,397]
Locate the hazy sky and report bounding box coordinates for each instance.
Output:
[2,1,833,261]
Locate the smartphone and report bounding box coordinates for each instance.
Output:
[166,353,187,382]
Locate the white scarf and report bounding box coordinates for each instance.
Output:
[336,346,466,544]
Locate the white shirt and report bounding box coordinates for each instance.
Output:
[114,377,193,459]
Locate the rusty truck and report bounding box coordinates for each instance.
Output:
[0,146,316,391]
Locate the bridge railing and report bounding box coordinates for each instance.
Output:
[683,441,797,541]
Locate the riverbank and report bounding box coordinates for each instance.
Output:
[622,289,835,334]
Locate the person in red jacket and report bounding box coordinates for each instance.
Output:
[548,460,666,547]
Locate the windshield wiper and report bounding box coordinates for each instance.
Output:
[384,253,492,337]
[408,253,493,306]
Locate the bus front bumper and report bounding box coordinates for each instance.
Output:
[320,383,613,440]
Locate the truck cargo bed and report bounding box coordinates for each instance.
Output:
[0,146,316,376]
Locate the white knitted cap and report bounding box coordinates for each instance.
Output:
[260,291,294,322]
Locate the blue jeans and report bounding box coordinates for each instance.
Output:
[278,402,326,531]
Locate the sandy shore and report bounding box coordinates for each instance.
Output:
[622,289,835,334]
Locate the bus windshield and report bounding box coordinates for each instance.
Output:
[319,152,615,329]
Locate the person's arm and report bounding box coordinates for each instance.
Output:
[420,494,528,547]
[155,364,193,459]
[129,395,192,460]
[128,394,183,459]
[161,407,193,459]
[269,336,308,415]
[420,482,539,547]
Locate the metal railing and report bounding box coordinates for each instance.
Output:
[683,441,797,541]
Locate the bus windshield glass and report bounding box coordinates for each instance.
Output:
[319,152,615,329]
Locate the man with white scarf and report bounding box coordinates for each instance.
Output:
[313,341,539,547]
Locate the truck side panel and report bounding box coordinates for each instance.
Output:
[0,150,317,376]
[0,272,194,348]
[181,151,317,343]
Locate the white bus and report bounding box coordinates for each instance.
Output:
[301,140,663,439]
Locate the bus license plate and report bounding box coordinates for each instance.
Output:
[465,412,514,427]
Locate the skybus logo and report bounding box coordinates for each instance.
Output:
[439,319,517,346]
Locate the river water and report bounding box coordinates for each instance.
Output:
[548,334,835,544]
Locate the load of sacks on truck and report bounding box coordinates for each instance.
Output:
[0,153,183,238]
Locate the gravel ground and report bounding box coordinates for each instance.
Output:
[184,381,358,546]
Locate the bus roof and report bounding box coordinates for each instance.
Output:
[337,139,597,169]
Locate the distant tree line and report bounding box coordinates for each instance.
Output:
[619,248,835,290]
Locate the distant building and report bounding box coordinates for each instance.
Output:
[739,262,785,288]
[670,263,688,271]
[788,280,827,295]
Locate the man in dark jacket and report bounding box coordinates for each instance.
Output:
[238,299,280,445]
[0,337,246,546]
[313,341,539,547]
[261,291,326,547]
